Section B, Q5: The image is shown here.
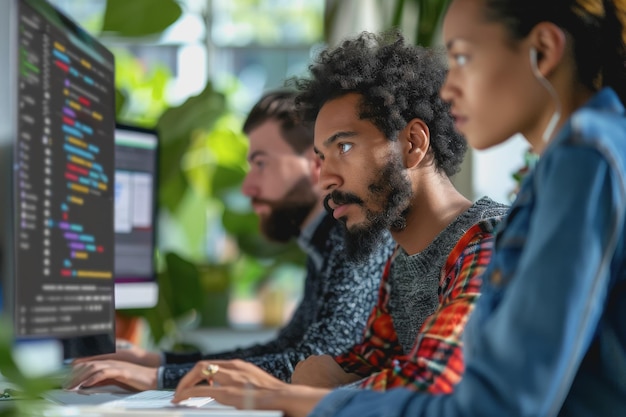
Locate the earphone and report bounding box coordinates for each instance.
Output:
[529,47,561,143]
[530,47,538,69]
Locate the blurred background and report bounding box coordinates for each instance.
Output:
[44,0,530,353]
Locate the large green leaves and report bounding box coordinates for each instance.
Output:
[101,0,183,38]
[387,0,451,46]
[124,252,206,344]
[156,83,227,213]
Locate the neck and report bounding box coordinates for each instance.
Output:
[391,175,472,255]
[527,79,595,154]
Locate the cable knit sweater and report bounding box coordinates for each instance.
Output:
[158,212,396,389]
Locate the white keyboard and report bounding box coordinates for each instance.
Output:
[43,387,284,415]
[43,387,214,408]
[100,389,214,409]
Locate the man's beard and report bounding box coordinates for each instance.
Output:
[256,177,318,243]
[324,154,412,263]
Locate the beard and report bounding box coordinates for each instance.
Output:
[255,176,318,243]
[324,154,412,263]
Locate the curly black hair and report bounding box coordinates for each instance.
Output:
[293,30,466,177]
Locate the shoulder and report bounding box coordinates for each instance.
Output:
[442,218,499,276]
[472,197,510,222]
[557,88,626,168]
[458,219,499,254]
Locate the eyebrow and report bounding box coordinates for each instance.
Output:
[324,131,357,147]
[445,38,460,50]
[248,150,267,163]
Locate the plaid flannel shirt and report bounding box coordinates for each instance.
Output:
[335,218,500,393]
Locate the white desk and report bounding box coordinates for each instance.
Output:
[1,386,282,417]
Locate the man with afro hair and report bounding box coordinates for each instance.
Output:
[288,29,508,393]
[173,30,508,400]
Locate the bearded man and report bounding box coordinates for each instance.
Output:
[65,90,396,391]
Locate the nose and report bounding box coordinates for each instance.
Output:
[439,72,456,104]
[318,161,341,192]
[241,172,258,198]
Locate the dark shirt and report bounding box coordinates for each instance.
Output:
[159,212,396,389]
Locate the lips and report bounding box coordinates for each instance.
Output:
[251,202,270,215]
[323,197,349,220]
[451,111,468,131]
[332,204,350,220]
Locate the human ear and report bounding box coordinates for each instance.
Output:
[528,22,566,78]
[404,118,430,169]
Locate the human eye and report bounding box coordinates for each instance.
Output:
[338,142,353,154]
[249,158,266,171]
[452,53,469,67]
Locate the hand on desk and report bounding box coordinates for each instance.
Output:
[291,354,361,388]
[172,370,329,417]
[176,359,285,392]
[65,360,158,392]
[71,339,161,368]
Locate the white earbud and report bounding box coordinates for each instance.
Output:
[529,47,539,71]
[529,47,561,143]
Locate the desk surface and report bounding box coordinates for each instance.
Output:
[0,385,283,417]
[4,403,283,417]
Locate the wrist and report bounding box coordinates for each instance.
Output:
[264,386,329,417]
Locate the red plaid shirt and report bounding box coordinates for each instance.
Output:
[334,219,498,393]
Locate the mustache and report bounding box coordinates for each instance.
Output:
[251,197,289,210]
[323,191,364,214]
[251,197,274,207]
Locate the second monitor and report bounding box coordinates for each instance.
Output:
[114,123,159,309]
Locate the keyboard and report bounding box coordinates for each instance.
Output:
[43,387,214,408]
[99,389,214,409]
[42,386,138,405]
[37,387,285,416]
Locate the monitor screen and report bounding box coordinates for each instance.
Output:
[0,0,116,359]
[114,124,159,309]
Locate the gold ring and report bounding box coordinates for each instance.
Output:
[201,364,219,377]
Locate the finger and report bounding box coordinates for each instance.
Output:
[77,364,145,391]
[69,366,113,389]
[172,386,218,403]
[176,362,213,392]
[72,353,119,364]
[65,362,100,389]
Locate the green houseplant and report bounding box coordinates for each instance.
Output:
[57,0,452,350]
[107,0,453,349]
[96,0,309,349]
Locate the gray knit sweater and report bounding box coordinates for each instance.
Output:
[388,196,509,353]
[159,212,396,389]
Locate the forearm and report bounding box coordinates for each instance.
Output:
[261,386,331,417]
[161,363,194,389]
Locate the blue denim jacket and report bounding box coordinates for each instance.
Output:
[310,88,626,417]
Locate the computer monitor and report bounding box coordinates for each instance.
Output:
[0,0,116,359]
[114,124,159,309]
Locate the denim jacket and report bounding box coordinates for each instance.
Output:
[310,88,626,417]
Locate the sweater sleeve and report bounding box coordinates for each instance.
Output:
[334,252,405,377]
[161,227,395,389]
